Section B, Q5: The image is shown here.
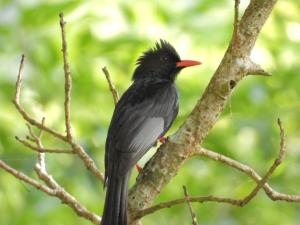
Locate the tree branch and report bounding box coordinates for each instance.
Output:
[15,136,75,154]
[196,147,300,203]
[12,55,67,141]
[132,118,293,219]
[135,195,242,219]
[59,12,73,141]
[33,129,101,224]
[183,186,199,225]
[102,67,119,105]
[70,142,105,182]
[238,118,286,206]
[12,55,104,182]
[233,0,240,38]
[0,159,55,195]
[12,117,102,224]
[128,0,278,223]
[11,14,105,183]
[0,12,106,225]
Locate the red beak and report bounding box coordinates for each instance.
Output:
[176,60,202,68]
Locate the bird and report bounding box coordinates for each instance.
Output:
[101,39,201,225]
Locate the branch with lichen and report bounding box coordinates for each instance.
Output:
[127,0,299,224]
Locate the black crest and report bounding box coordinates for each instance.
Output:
[132,40,181,81]
[136,39,180,66]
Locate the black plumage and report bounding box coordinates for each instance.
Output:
[101,40,201,225]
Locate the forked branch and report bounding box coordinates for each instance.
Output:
[0,13,105,224]
[133,119,299,219]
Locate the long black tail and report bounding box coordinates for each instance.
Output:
[101,168,130,225]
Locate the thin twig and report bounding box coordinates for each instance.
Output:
[34,158,101,224]
[102,67,119,105]
[14,54,25,103]
[33,119,101,224]
[15,136,75,154]
[134,195,242,219]
[20,120,74,154]
[0,159,101,224]
[36,118,46,176]
[26,123,37,139]
[239,118,286,205]
[59,12,73,141]
[58,13,105,182]
[13,102,67,141]
[12,56,66,140]
[7,12,105,223]
[183,186,199,225]
[195,118,299,203]
[12,56,67,141]
[0,159,55,195]
[38,117,46,138]
[12,20,104,183]
[70,142,105,182]
[196,147,300,202]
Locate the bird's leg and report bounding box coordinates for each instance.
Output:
[159,136,168,144]
[135,164,142,173]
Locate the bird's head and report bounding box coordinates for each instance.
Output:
[132,39,201,82]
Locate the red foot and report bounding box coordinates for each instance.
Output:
[135,164,142,173]
[159,136,168,144]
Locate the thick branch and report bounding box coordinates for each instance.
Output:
[128,0,277,223]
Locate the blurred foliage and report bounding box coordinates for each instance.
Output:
[0,0,300,225]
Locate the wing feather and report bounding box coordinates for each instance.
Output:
[105,80,178,175]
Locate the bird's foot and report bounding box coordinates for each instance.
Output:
[135,164,142,173]
[159,136,168,144]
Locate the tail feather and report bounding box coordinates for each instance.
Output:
[119,173,129,224]
[101,166,130,225]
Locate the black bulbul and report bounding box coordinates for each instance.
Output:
[101,40,201,225]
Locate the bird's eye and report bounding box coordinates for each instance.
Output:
[160,56,169,62]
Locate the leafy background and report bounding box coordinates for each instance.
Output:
[0,0,299,225]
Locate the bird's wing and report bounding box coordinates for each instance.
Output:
[106,80,178,174]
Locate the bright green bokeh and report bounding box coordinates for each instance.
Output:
[0,1,299,225]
